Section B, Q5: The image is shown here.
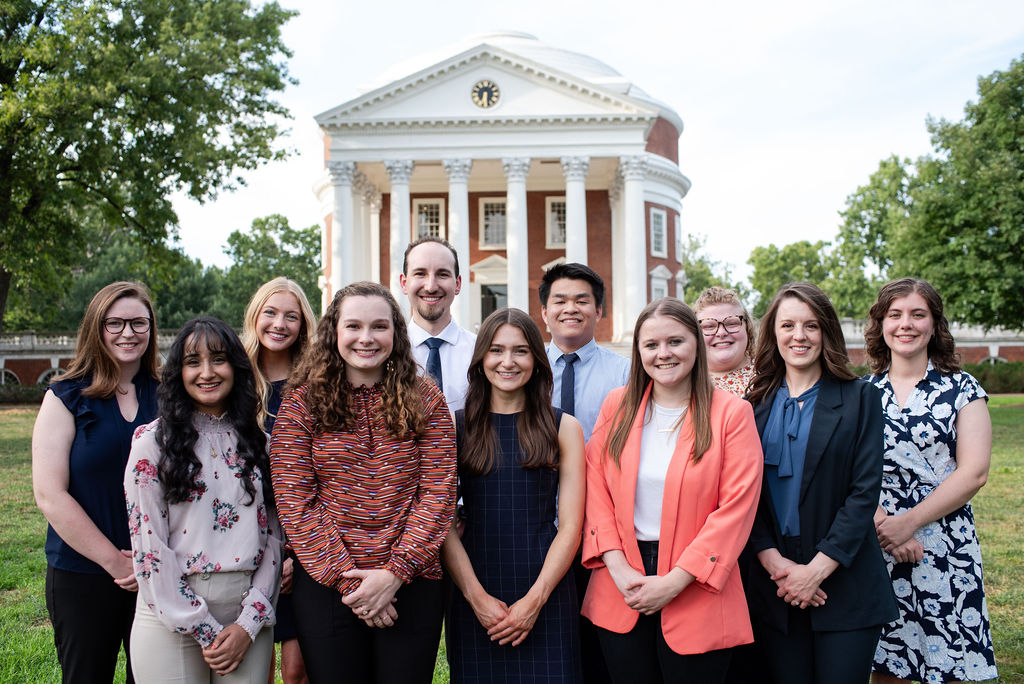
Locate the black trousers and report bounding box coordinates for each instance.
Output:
[45,565,136,684]
[292,562,442,684]
[573,554,612,684]
[595,541,732,684]
[753,607,882,684]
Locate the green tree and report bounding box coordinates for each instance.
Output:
[747,240,831,317]
[891,57,1024,329]
[0,0,295,330]
[215,214,321,327]
[677,234,749,305]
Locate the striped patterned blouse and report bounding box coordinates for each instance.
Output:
[269,379,457,595]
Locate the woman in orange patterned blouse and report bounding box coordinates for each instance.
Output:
[269,281,457,684]
[694,287,756,397]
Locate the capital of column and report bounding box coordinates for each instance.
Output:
[501,157,531,182]
[619,155,648,181]
[369,191,382,212]
[560,156,590,181]
[443,158,473,182]
[608,172,624,203]
[385,160,414,184]
[326,160,356,185]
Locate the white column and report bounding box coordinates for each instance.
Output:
[385,160,414,310]
[560,156,590,265]
[352,172,369,282]
[326,160,356,294]
[368,191,382,284]
[608,172,626,341]
[502,157,531,313]
[620,155,648,336]
[443,158,473,329]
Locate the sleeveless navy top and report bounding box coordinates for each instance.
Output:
[45,371,159,573]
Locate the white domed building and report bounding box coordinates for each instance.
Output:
[313,31,690,341]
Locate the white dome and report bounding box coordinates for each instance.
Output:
[363,31,682,133]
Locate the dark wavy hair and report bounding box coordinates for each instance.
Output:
[288,281,425,438]
[156,317,269,506]
[864,278,960,375]
[747,282,856,406]
[605,298,713,468]
[461,308,557,476]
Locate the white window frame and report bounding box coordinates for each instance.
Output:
[650,207,667,258]
[649,265,672,303]
[478,197,507,250]
[545,196,567,249]
[412,198,446,240]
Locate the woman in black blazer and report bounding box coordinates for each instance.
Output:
[744,283,896,684]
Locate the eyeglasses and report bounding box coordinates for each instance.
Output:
[103,317,152,334]
[698,316,744,336]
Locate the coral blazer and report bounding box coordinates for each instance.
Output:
[581,385,764,655]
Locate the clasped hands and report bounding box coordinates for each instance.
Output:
[469,588,543,647]
[341,568,402,629]
[874,509,924,564]
[609,562,691,616]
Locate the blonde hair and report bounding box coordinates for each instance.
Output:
[693,286,756,360]
[242,278,317,430]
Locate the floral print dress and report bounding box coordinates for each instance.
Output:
[124,413,282,647]
[866,364,997,682]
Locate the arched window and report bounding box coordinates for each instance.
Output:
[0,369,20,385]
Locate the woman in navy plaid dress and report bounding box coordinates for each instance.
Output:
[443,308,585,683]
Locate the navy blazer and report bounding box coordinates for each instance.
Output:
[746,375,897,632]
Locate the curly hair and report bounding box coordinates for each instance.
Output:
[461,308,557,476]
[59,281,160,397]
[156,317,269,506]
[693,286,756,360]
[242,277,318,430]
[747,282,856,406]
[864,278,960,375]
[604,297,714,468]
[288,282,425,438]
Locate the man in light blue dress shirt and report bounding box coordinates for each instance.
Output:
[541,263,630,442]
[540,262,629,684]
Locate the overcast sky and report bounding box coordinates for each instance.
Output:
[172,0,1024,282]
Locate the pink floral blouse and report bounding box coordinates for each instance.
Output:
[124,413,282,647]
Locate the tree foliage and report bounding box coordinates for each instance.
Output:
[676,234,749,306]
[0,0,296,330]
[747,240,831,317]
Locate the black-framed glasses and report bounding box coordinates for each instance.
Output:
[698,315,744,336]
[103,317,151,334]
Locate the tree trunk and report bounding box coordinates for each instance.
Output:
[0,266,10,334]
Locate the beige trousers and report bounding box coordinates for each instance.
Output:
[130,571,273,684]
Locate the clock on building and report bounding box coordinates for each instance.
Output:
[471,79,500,108]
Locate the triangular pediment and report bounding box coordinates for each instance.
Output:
[316,45,659,129]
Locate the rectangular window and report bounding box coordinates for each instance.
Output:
[652,282,668,300]
[413,199,446,239]
[675,214,683,262]
[650,207,667,258]
[478,198,507,249]
[481,284,508,320]
[545,196,567,249]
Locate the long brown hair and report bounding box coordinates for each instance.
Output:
[242,277,318,430]
[287,282,424,437]
[460,308,557,476]
[864,278,960,375]
[604,298,713,468]
[747,282,856,406]
[58,281,160,397]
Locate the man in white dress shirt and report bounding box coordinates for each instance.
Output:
[400,236,476,412]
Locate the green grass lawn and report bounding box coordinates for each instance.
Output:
[2,404,1021,682]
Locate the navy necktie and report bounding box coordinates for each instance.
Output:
[424,337,444,393]
[560,352,579,416]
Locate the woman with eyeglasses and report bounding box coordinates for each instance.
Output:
[32,282,160,683]
[694,287,755,397]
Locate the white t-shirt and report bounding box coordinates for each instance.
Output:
[634,402,687,542]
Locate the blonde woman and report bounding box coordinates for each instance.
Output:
[694,287,755,397]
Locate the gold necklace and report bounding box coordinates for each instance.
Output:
[654,403,687,433]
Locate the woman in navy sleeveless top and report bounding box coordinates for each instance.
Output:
[32,282,160,683]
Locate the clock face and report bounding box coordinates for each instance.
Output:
[471,79,500,109]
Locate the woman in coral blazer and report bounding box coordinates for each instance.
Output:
[582,298,763,684]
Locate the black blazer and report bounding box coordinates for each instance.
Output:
[746,375,897,632]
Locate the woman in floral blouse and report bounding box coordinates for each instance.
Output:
[125,317,282,683]
[865,279,997,683]
[270,281,457,684]
[694,287,755,397]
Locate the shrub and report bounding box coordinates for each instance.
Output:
[0,383,47,405]
[965,362,1024,394]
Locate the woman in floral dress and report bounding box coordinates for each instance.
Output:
[125,317,282,683]
[865,278,997,683]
